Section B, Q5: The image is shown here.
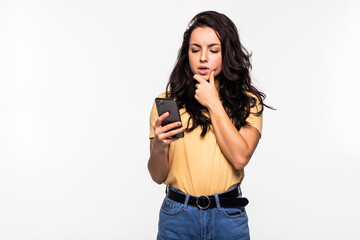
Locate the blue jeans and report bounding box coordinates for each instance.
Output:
[157,185,250,240]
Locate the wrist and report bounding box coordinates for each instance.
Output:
[207,98,223,115]
[152,141,168,153]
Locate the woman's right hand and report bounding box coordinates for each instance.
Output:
[152,112,185,151]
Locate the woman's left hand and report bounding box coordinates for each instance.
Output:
[193,71,221,109]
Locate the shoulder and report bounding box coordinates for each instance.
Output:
[243,91,259,101]
[154,92,168,99]
[244,91,262,113]
[243,91,263,136]
[150,92,168,114]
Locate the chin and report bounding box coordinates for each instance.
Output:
[203,75,210,81]
[197,73,210,80]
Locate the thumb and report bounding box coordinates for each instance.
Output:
[209,71,215,85]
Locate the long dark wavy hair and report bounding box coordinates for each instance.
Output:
[166,11,271,137]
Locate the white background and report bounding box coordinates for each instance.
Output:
[1,0,359,239]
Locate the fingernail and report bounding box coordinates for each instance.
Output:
[177,122,181,126]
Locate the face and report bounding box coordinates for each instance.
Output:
[188,26,222,81]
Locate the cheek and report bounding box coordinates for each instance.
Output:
[214,56,222,71]
[188,55,195,71]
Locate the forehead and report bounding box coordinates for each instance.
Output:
[189,27,220,44]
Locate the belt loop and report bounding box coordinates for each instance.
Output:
[183,194,190,209]
[214,194,221,210]
[238,184,242,197]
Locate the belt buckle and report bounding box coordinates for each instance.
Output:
[196,195,210,209]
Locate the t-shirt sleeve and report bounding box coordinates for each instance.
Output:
[149,101,158,139]
[245,94,263,136]
[149,92,166,139]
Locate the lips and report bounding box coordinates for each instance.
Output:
[198,66,209,75]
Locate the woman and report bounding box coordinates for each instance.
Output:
[148,10,270,240]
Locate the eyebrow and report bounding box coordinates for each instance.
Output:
[190,43,220,48]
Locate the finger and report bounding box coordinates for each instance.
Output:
[161,121,182,133]
[155,112,170,127]
[209,71,215,85]
[155,121,182,138]
[162,126,185,139]
[193,74,207,84]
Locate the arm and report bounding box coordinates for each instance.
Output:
[148,112,185,184]
[207,101,261,170]
[193,71,261,170]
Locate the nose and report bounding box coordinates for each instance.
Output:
[200,50,208,63]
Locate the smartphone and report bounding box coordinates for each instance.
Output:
[155,98,184,138]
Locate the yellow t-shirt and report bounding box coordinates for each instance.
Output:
[149,92,262,196]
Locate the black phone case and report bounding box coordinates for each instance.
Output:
[155,98,184,138]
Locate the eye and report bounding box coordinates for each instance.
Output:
[191,49,200,53]
[210,50,219,53]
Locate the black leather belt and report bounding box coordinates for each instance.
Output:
[166,185,249,209]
